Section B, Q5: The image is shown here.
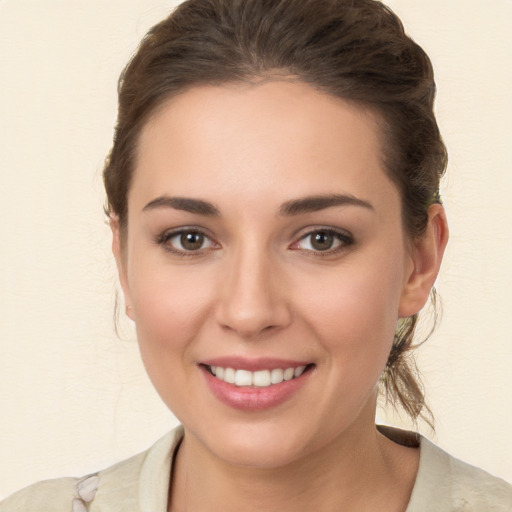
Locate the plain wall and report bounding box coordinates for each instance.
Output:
[1,0,511,498]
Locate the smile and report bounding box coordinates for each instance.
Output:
[201,361,314,411]
[207,365,308,387]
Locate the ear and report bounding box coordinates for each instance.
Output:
[110,216,135,321]
[398,204,449,317]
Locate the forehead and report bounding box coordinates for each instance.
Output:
[132,81,397,212]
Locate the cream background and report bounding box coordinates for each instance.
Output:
[0,0,511,498]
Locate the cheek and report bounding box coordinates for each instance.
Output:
[295,255,405,367]
[128,267,214,373]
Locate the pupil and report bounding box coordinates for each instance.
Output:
[181,232,204,250]
[312,232,333,250]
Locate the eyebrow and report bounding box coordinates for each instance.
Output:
[142,193,373,217]
[279,194,374,216]
[143,196,220,216]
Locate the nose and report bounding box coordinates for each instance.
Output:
[215,246,292,339]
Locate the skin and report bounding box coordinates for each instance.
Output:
[112,80,448,511]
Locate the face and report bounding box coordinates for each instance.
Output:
[114,81,434,468]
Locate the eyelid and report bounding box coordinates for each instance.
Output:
[154,225,353,256]
[154,226,220,255]
[289,226,354,254]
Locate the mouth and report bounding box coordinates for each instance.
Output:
[203,364,312,387]
[199,360,315,411]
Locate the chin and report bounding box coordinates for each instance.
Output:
[212,434,307,469]
[185,415,336,470]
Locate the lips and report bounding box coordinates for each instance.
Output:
[199,358,314,411]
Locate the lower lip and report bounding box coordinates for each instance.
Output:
[201,367,312,411]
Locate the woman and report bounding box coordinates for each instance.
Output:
[1,0,511,510]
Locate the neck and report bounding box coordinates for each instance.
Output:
[168,405,418,512]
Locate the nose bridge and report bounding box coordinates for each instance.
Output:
[216,238,290,338]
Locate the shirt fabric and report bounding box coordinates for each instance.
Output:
[1,425,511,511]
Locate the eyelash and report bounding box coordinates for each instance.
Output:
[154,227,354,257]
[291,228,354,256]
[154,228,218,257]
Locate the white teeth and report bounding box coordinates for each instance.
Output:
[224,367,236,384]
[253,370,271,387]
[235,370,253,386]
[283,368,295,381]
[208,365,309,387]
[294,366,306,378]
[271,368,284,384]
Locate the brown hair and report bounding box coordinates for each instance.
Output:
[104,0,447,424]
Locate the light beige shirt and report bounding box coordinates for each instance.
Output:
[1,426,511,511]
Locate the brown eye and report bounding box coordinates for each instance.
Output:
[293,229,353,254]
[158,229,216,254]
[310,231,334,251]
[180,232,205,251]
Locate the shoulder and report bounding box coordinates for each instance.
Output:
[409,435,512,511]
[0,427,183,512]
[447,451,512,510]
[0,477,79,512]
[0,452,145,512]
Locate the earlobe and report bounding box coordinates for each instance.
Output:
[110,217,135,321]
[398,204,449,317]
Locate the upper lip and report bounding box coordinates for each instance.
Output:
[200,356,312,372]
